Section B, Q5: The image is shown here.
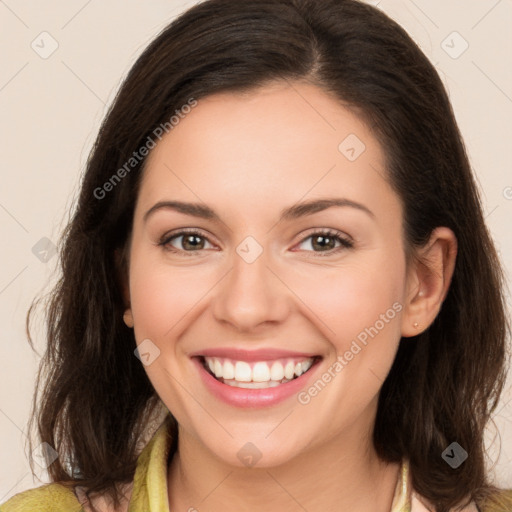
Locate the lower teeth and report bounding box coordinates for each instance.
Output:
[219,377,293,388]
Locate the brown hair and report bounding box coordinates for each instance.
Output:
[26,0,510,510]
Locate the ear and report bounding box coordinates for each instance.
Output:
[401,227,458,337]
[115,247,134,328]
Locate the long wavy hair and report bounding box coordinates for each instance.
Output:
[25,0,510,510]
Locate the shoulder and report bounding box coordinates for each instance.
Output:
[411,488,512,512]
[479,489,512,512]
[0,482,82,512]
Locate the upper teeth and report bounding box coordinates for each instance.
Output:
[204,357,314,382]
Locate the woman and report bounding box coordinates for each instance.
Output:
[2,0,511,511]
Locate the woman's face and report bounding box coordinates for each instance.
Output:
[127,80,412,467]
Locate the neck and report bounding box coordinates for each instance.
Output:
[167,412,401,512]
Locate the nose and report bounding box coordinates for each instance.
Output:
[212,246,290,332]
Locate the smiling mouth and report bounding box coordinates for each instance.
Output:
[198,355,322,389]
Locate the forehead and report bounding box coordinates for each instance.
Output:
[136,81,399,224]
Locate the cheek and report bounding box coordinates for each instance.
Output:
[292,264,405,416]
[289,258,405,348]
[128,248,209,339]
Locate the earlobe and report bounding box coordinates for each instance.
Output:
[123,309,134,328]
[115,248,133,328]
[401,227,457,338]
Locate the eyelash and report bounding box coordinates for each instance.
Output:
[158,228,354,257]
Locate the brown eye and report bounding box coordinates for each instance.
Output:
[311,234,337,251]
[180,233,206,250]
[159,229,214,254]
[296,230,353,255]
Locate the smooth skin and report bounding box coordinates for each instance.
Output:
[122,80,457,512]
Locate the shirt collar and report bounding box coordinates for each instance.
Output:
[128,415,174,512]
[127,415,415,512]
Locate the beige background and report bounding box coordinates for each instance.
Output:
[0,0,511,501]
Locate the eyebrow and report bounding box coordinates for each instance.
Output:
[143,197,375,224]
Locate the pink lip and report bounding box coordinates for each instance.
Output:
[192,355,322,408]
[190,347,319,362]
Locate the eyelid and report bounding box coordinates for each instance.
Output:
[295,227,353,245]
[291,227,354,255]
[158,228,217,252]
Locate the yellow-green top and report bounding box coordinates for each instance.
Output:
[2,418,511,511]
